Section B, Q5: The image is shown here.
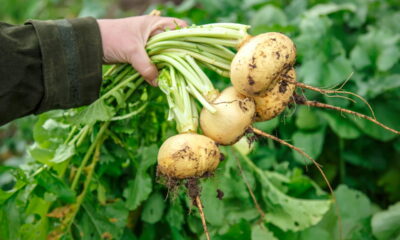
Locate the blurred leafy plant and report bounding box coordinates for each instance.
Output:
[1,0,400,239]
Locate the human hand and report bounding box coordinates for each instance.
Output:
[97,16,187,86]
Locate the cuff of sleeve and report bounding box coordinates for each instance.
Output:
[25,17,103,113]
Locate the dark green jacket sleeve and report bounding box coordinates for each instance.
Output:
[0,17,103,126]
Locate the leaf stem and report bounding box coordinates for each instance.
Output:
[70,122,109,191]
[64,124,108,234]
[111,102,148,121]
[101,73,140,100]
[64,126,77,144]
[178,37,239,48]
[147,26,247,45]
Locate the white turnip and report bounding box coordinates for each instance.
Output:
[157,133,220,179]
[230,32,296,97]
[254,68,296,121]
[200,86,255,145]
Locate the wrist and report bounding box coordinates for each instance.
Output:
[96,19,114,63]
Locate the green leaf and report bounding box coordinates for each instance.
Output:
[364,74,400,99]
[351,101,399,141]
[170,228,186,240]
[263,194,331,232]
[29,144,54,165]
[217,220,251,240]
[330,185,373,239]
[104,200,131,230]
[19,197,50,240]
[297,16,331,47]
[378,11,400,33]
[377,46,400,72]
[372,202,400,240]
[226,208,259,224]
[297,57,324,86]
[350,45,371,70]
[284,168,327,198]
[285,0,307,21]
[29,144,74,166]
[123,171,152,211]
[251,146,277,170]
[299,227,332,240]
[71,99,115,125]
[254,163,331,231]
[0,196,21,240]
[187,214,203,235]
[378,168,400,201]
[251,224,278,240]
[350,27,400,72]
[253,117,279,133]
[395,139,400,152]
[325,55,353,87]
[0,169,30,204]
[174,0,196,12]
[336,0,368,27]
[121,228,138,240]
[78,0,107,18]
[250,5,288,29]
[291,185,373,239]
[52,144,75,164]
[78,199,129,240]
[336,185,371,221]
[343,151,374,169]
[111,89,126,108]
[201,177,226,226]
[35,171,76,203]
[166,199,184,230]
[320,111,361,139]
[295,106,322,130]
[305,3,355,17]
[33,113,70,149]
[123,145,158,210]
[141,192,166,224]
[139,223,156,240]
[292,128,325,164]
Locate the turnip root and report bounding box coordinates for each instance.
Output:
[292,96,400,135]
[157,133,220,179]
[254,68,296,121]
[200,86,255,145]
[231,32,296,97]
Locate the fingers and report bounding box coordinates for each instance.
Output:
[150,17,188,37]
[157,17,188,29]
[135,17,186,85]
[126,16,187,86]
[168,17,188,28]
[129,45,158,86]
[101,16,187,86]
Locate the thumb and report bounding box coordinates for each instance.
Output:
[129,46,158,86]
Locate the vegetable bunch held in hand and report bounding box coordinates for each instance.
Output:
[97,15,187,85]
[27,15,400,240]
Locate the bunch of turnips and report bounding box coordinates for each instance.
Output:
[151,26,400,239]
[157,31,298,180]
[150,29,301,239]
[37,19,398,239]
[156,28,399,183]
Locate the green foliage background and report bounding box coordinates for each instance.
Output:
[1,0,400,239]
